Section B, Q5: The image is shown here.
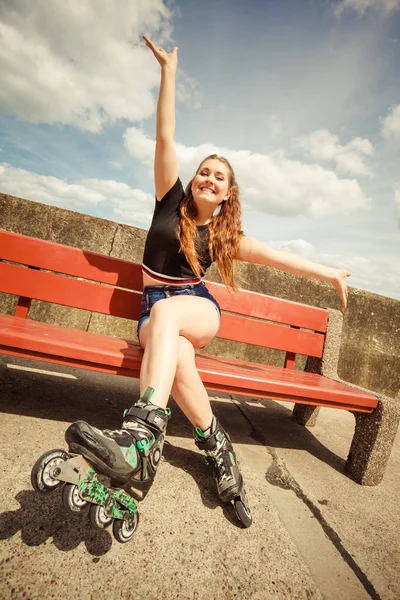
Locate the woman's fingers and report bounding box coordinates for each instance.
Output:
[143,35,162,57]
[143,35,166,55]
[334,270,351,309]
[142,35,154,48]
[143,35,178,68]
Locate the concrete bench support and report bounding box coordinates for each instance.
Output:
[293,308,400,485]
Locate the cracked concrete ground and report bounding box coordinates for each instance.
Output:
[0,354,399,600]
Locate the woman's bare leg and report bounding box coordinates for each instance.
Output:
[138,295,220,411]
[170,336,213,430]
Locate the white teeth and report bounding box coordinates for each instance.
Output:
[201,188,213,194]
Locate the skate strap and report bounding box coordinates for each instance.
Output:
[140,386,155,404]
[194,423,226,452]
[195,415,216,439]
[124,404,169,432]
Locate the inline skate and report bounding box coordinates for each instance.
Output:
[194,416,252,528]
[31,387,170,543]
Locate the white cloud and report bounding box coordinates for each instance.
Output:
[176,72,201,108]
[294,129,374,177]
[124,128,370,218]
[124,127,155,168]
[334,0,400,17]
[267,239,315,258]
[0,163,153,226]
[0,0,172,131]
[381,104,400,139]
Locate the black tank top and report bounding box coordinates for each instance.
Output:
[142,178,213,284]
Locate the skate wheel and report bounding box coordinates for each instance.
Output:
[31,449,69,493]
[234,493,253,528]
[62,483,88,513]
[89,504,113,529]
[112,513,139,543]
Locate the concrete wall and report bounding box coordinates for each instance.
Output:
[1,192,399,399]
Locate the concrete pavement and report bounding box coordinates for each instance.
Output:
[0,355,399,600]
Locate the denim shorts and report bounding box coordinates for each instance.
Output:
[136,281,221,343]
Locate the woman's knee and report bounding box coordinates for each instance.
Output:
[148,298,179,328]
[147,296,218,348]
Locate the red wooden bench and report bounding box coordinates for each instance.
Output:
[1,229,398,486]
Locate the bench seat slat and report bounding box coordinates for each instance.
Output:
[0,315,377,413]
[0,229,143,289]
[195,354,377,411]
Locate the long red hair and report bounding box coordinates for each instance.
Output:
[177,155,243,290]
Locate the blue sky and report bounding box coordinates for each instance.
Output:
[0,0,399,298]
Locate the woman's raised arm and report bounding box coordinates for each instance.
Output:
[143,36,179,201]
[237,236,351,309]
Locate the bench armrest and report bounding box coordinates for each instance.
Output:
[304,307,343,379]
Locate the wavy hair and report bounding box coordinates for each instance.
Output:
[177,154,243,290]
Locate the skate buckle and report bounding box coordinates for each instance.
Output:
[137,436,151,455]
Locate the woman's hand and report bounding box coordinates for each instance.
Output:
[327,268,351,309]
[143,35,178,70]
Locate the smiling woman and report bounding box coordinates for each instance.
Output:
[62,33,352,530]
[177,155,243,289]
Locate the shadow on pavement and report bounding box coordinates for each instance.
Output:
[1,357,350,479]
[0,442,241,555]
[0,489,113,556]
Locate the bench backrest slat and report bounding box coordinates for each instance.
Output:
[0,262,142,320]
[0,229,143,290]
[219,314,324,357]
[208,282,328,332]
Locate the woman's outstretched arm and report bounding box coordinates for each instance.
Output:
[236,236,351,308]
[143,35,178,200]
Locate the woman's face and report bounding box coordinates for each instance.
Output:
[191,158,231,211]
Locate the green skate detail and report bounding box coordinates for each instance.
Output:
[113,489,137,513]
[195,427,206,438]
[79,469,108,505]
[140,386,155,404]
[77,469,138,520]
[136,434,155,455]
[121,443,139,467]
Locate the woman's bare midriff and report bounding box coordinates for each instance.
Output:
[142,271,201,289]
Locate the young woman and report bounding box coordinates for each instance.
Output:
[64,37,350,530]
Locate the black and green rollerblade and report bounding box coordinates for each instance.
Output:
[31,387,170,543]
[194,416,252,528]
